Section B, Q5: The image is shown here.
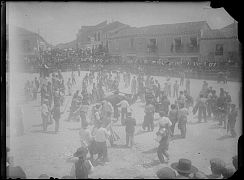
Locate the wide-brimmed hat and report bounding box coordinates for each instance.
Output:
[156,167,176,179]
[73,147,88,158]
[171,159,198,174]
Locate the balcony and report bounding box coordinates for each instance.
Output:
[147,44,158,54]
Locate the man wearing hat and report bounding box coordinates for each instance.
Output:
[207,158,226,179]
[195,94,207,123]
[177,104,188,138]
[67,147,94,179]
[156,167,176,179]
[124,112,136,148]
[143,102,155,132]
[171,159,198,179]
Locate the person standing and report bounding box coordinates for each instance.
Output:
[168,104,178,136]
[161,95,170,116]
[173,80,179,99]
[34,77,40,91]
[180,71,185,86]
[93,121,110,163]
[227,104,238,137]
[177,91,186,109]
[117,99,130,125]
[131,76,137,97]
[52,90,61,133]
[79,100,89,129]
[77,65,81,77]
[156,111,172,163]
[41,99,50,132]
[71,70,76,85]
[67,147,94,179]
[143,102,155,131]
[195,94,207,123]
[32,80,38,100]
[177,104,188,138]
[67,78,72,96]
[216,92,227,128]
[124,112,136,148]
[167,79,172,97]
[185,78,190,96]
[47,82,53,108]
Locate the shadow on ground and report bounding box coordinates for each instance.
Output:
[135,129,150,136]
[68,128,81,131]
[171,134,183,141]
[112,144,128,149]
[30,130,57,134]
[32,124,43,127]
[216,134,233,141]
[209,124,223,129]
[142,147,157,154]
[142,159,161,168]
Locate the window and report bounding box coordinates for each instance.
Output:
[148,38,157,53]
[98,32,100,41]
[130,38,134,48]
[190,37,197,48]
[174,37,181,52]
[215,44,223,56]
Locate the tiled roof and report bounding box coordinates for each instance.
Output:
[110,21,208,38]
[201,29,236,39]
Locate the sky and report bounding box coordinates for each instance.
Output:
[7,2,235,45]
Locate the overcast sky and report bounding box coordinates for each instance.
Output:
[7,2,235,45]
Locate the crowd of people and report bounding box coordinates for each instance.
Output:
[9,62,241,179]
[7,145,238,179]
[21,47,240,81]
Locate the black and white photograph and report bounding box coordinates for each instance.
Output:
[6,2,241,179]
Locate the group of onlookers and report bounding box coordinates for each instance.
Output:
[7,145,239,179]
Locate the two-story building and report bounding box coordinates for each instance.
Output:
[107,21,211,63]
[76,21,128,52]
[7,25,50,61]
[199,22,240,63]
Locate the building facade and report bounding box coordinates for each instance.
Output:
[107,21,211,63]
[199,22,240,63]
[76,21,128,51]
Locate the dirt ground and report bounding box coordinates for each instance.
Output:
[7,71,241,179]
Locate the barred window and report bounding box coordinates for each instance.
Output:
[215,44,223,56]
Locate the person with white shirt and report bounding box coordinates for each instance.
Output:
[117,99,130,125]
[41,99,50,132]
[92,121,110,163]
[156,111,172,163]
